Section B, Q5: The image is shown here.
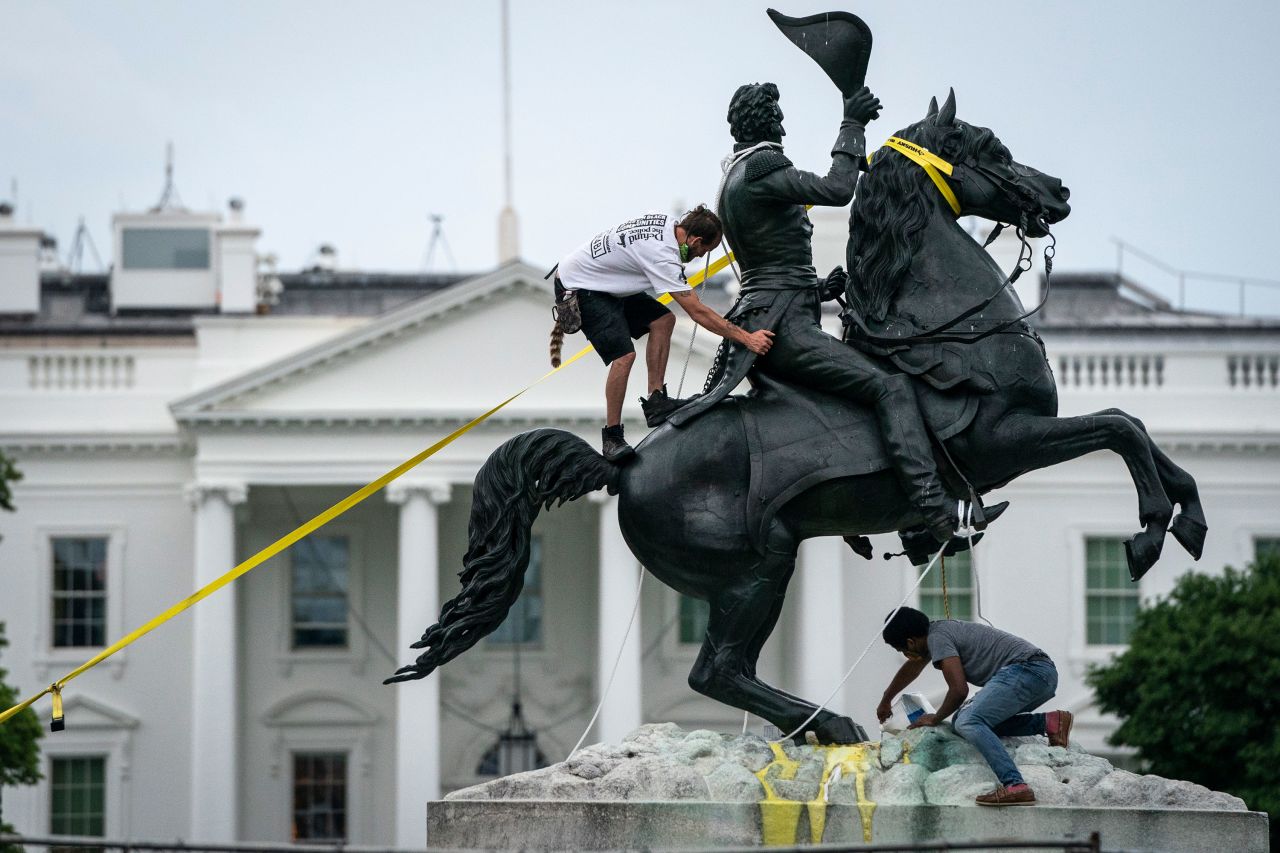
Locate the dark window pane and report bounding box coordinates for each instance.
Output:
[488,538,543,646]
[292,753,347,842]
[121,228,211,270]
[291,536,350,650]
[49,756,106,840]
[678,595,710,645]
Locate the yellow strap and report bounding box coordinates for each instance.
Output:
[873,137,961,217]
[0,252,738,728]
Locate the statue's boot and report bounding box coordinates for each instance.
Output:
[874,374,957,545]
[897,502,1010,566]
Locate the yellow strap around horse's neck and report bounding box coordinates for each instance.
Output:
[873,136,962,217]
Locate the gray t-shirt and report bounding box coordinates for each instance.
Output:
[927,620,1047,686]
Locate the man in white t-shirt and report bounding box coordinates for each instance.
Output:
[554,205,774,462]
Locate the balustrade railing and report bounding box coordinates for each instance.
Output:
[1057,354,1164,389]
[1226,353,1280,389]
[27,354,136,390]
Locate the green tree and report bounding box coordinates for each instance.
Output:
[1087,554,1280,841]
[0,622,43,843]
[0,449,20,514]
[0,451,37,848]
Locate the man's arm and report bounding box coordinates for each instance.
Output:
[875,656,929,723]
[908,656,969,728]
[756,87,881,207]
[669,290,773,355]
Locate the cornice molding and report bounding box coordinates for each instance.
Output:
[173,407,625,430]
[0,432,190,455]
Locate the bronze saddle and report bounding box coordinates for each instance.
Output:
[726,371,979,553]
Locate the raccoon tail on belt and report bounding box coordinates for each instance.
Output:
[549,321,564,368]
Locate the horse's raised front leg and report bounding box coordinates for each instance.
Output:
[968,411,1173,581]
[1094,408,1207,559]
[688,523,861,744]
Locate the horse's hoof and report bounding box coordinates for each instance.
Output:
[812,716,869,746]
[1124,533,1163,582]
[1170,514,1207,561]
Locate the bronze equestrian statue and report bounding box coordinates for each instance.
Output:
[387,12,1206,746]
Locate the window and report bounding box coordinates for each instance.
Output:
[52,537,107,648]
[1086,537,1139,645]
[291,752,347,842]
[487,538,542,646]
[291,536,350,649]
[121,228,211,269]
[49,756,106,838]
[920,551,974,621]
[678,595,710,645]
[1256,537,1280,562]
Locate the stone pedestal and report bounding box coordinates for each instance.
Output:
[427,724,1269,852]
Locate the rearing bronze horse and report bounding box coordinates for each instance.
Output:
[386,93,1205,745]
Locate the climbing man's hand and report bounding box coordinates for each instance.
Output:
[741,329,775,355]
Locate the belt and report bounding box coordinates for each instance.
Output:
[739,265,819,293]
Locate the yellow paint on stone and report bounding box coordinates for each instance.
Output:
[753,740,882,846]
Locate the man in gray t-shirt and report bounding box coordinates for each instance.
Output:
[878,607,1074,807]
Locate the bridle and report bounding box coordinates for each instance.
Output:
[842,136,1057,348]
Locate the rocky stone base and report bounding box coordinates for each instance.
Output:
[432,723,1267,851]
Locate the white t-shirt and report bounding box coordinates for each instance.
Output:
[557,213,693,297]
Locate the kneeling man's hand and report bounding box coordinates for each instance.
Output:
[908,713,942,729]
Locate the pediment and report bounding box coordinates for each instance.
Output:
[59,695,140,730]
[170,261,723,426]
[262,690,379,727]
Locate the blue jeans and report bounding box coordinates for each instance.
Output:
[950,657,1057,787]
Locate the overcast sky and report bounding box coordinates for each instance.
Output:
[4,1,1279,314]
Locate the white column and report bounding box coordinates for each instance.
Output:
[590,492,643,744]
[387,481,451,850]
[186,482,246,842]
[795,537,848,711]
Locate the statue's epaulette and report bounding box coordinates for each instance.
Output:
[745,149,793,181]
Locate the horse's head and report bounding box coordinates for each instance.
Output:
[849,89,1071,321]
[906,89,1071,235]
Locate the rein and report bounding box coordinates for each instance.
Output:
[843,137,1056,348]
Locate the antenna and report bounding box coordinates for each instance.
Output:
[496,0,520,263]
[66,216,105,273]
[151,141,185,212]
[424,213,456,271]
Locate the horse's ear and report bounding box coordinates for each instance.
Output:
[927,96,939,119]
[937,88,956,126]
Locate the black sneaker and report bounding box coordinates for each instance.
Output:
[639,384,691,427]
[601,425,635,464]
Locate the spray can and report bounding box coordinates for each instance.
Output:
[881,692,936,734]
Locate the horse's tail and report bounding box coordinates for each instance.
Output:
[384,429,617,683]
[549,321,564,367]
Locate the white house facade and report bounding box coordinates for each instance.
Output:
[0,200,1277,846]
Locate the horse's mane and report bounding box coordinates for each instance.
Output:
[849,116,1004,322]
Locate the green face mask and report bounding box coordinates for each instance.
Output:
[679,243,690,263]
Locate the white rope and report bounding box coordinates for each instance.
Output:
[568,565,646,758]
[968,527,994,628]
[773,545,947,745]
[714,140,783,216]
[742,711,750,735]
[675,254,709,397]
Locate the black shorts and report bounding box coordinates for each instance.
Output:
[576,288,672,365]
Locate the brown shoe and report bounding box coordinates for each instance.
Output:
[1047,709,1074,748]
[975,784,1037,807]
